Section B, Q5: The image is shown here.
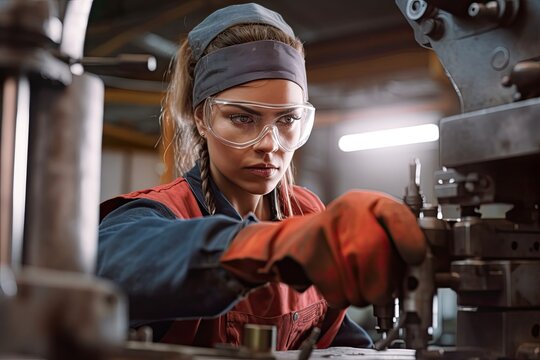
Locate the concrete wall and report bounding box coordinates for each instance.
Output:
[100,149,161,202]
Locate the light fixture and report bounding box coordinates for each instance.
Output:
[338,123,439,152]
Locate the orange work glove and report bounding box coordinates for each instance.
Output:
[220,190,426,308]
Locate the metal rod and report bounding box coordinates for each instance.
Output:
[24,74,103,274]
[60,0,94,60]
[0,76,30,270]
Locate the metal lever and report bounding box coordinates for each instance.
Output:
[404,158,424,216]
[81,54,157,74]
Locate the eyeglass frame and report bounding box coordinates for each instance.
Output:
[202,97,316,152]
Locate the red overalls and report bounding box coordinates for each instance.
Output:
[101,177,346,350]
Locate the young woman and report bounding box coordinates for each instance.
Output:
[98,2,426,351]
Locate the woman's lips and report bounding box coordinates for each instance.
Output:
[245,167,278,178]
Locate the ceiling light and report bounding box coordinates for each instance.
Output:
[338,123,439,152]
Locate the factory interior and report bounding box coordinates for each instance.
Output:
[1,0,539,359]
[93,0,457,205]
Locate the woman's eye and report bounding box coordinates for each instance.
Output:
[279,113,301,125]
[228,114,253,124]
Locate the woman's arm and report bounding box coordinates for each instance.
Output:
[97,198,257,322]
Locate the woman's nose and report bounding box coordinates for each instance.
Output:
[253,128,279,153]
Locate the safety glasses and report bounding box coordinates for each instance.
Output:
[203,97,315,152]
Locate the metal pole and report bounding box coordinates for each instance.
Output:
[24,74,103,274]
[0,76,30,270]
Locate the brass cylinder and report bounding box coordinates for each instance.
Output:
[243,324,277,353]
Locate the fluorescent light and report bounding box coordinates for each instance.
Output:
[338,124,439,152]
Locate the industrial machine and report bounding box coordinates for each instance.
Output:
[388,0,540,359]
[1,0,539,359]
[0,0,127,358]
[0,0,156,358]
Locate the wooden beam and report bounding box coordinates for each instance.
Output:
[305,25,418,61]
[102,123,159,150]
[88,0,204,56]
[105,88,164,106]
[307,49,430,84]
[303,24,431,83]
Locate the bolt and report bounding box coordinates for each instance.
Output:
[407,0,428,20]
[421,18,444,39]
[469,1,500,20]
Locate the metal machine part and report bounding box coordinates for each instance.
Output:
[398,0,538,112]
[0,76,30,270]
[398,158,540,360]
[403,159,425,217]
[0,1,128,358]
[399,161,437,351]
[395,1,540,358]
[402,177,450,351]
[243,324,277,354]
[373,303,396,335]
[434,97,540,208]
[23,73,104,274]
[0,266,127,358]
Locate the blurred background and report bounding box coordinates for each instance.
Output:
[87,0,461,342]
[88,0,460,204]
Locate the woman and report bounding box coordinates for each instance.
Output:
[98,2,426,350]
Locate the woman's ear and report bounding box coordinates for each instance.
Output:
[194,105,206,136]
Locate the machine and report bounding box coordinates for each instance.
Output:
[388,0,540,359]
[1,0,539,359]
[0,0,127,358]
[0,0,154,358]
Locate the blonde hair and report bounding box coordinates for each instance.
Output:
[161,24,305,218]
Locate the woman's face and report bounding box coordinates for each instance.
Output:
[195,79,304,198]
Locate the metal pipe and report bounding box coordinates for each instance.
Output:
[60,0,94,60]
[0,76,30,270]
[24,74,103,274]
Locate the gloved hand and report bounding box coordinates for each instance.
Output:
[220,190,426,308]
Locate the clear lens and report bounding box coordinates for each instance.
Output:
[204,97,315,151]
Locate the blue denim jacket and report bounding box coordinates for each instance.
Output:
[97,164,372,347]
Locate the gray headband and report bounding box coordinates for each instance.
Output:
[192,40,307,109]
[188,3,295,61]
